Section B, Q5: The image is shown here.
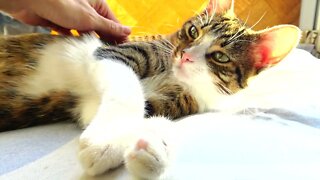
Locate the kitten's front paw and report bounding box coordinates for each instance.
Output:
[78,133,125,176]
[125,137,169,179]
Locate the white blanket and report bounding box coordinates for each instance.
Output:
[1,49,320,180]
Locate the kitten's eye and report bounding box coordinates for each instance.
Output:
[211,51,230,63]
[188,25,199,39]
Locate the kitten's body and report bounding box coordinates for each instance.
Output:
[0,33,200,129]
[0,0,300,179]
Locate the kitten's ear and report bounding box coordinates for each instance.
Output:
[252,25,301,72]
[206,0,234,15]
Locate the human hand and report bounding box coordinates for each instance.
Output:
[0,0,131,43]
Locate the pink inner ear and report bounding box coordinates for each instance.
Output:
[206,0,232,15]
[253,34,282,69]
[255,45,272,69]
[206,0,214,14]
[253,25,300,69]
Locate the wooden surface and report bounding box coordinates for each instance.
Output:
[235,0,301,30]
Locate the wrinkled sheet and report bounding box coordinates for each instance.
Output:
[1,49,320,180]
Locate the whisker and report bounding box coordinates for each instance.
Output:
[249,11,266,30]
[153,40,173,49]
[151,42,174,55]
[242,11,251,27]
[205,9,209,25]
[198,15,205,27]
[156,45,173,53]
[227,12,266,45]
[227,27,243,43]
[162,38,174,47]
[227,13,251,44]
[233,40,254,43]
[216,82,233,95]
[162,38,175,47]
[209,0,218,24]
[229,29,248,44]
[193,10,205,26]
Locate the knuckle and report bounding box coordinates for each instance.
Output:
[108,22,118,32]
[86,13,98,29]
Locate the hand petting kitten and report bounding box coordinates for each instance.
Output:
[0,0,131,43]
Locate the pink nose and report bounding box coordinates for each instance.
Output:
[181,53,193,63]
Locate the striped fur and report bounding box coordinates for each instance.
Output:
[0,5,300,131]
[0,33,197,131]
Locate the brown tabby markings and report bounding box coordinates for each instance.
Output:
[0,34,78,131]
[143,76,199,119]
[97,36,200,119]
[0,33,200,131]
[0,7,299,131]
[0,92,77,131]
[96,40,172,78]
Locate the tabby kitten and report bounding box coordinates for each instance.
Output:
[0,0,300,179]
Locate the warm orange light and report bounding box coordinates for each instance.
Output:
[108,0,207,36]
[52,0,208,36]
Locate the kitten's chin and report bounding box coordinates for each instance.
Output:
[172,64,189,81]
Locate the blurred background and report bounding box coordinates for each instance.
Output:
[107,0,302,35]
[0,0,304,36]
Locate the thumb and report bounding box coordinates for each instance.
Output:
[95,16,131,43]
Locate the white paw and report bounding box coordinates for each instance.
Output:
[125,136,169,179]
[78,131,126,176]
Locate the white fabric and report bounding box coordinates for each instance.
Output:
[1,49,320,180]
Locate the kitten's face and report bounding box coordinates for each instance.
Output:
[170,0,300,95]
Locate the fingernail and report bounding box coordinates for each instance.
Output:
[122,26,131,35]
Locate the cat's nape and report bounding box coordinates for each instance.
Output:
[0,0,301,179]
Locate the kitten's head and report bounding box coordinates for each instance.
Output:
[169,0,301,94]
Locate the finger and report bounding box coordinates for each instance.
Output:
[100,3,119,23]
[94,17,131,43]
[96,32,129,44]
[93,0,120,23]
[32,19,71,36]
[13,14,50,27]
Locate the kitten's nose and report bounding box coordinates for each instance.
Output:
[179,52,193,68]
[181,52,193,63]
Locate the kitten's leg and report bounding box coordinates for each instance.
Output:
[81,116,174,179]
[124,117,174,179]
[78,60,146,176]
